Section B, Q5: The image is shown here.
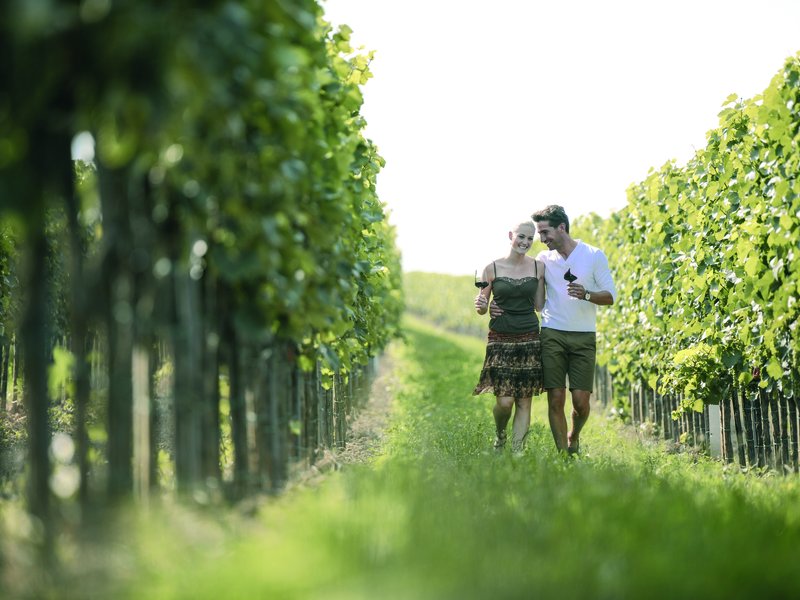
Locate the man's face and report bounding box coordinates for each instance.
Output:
[535,220,564,250]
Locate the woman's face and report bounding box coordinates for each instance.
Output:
[509,225,535,255]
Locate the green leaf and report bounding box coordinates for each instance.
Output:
[721,350,741,369]
[744,255,760,278]
[766,357,784,379]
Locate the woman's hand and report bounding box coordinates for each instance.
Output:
[475,293,489,314]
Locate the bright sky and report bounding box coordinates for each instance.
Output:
[322,0,800,275]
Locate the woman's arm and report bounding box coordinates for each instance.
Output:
[534,259,545,312]
[474,264,492,315]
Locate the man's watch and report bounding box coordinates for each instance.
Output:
[584,291,592,301]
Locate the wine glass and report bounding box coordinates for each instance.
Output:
[564,268,578,299]
[474,269,489,289]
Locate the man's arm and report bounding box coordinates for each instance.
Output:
[584,290,614,305]
[593,250,616,305]
[567,250,616,304]
[567,283,614,304]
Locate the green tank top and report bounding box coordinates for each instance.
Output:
[488,275,540,334]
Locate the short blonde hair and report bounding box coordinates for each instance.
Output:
[511,220,536,233]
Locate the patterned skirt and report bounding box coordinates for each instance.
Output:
[473,330,543,398]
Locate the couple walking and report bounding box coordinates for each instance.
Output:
[473,205,616,454]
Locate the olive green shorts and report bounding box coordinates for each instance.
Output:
[540,328,596,392]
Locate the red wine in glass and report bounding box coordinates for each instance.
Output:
[474,270,489,289]
[564,268,577,283]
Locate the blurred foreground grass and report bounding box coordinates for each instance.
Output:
[12,316,800,599]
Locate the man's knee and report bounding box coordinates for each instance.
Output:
[547,388,567,410]
[571,390,591,416]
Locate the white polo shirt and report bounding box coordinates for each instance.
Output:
[537,240,616,333]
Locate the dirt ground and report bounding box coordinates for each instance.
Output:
[335,354,397,465]
[288,353,398,488]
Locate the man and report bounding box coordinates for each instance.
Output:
[491,205,616,455]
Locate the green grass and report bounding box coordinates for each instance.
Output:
[403,271,486,337]
[19,315,800,599]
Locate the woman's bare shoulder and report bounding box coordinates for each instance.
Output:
[480,261,499,277]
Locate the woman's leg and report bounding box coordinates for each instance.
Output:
[512,396,532,451]
[493,396,514,448]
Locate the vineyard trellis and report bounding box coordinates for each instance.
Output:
[0,0,403,564]
[584,52,800,473]
[613,376,800,473]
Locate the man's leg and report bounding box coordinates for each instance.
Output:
[566,331,596,454]
[568,389,591,453]
[540,328,569,452]
[546,387,568,451]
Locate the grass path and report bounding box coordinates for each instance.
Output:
[130,316,800,599]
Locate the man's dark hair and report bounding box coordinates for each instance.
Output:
[531,205,570,233]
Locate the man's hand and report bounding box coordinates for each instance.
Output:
[567,282,587,300]
[489,300,503,318]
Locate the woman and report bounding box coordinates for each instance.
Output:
[473,220,545,452]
